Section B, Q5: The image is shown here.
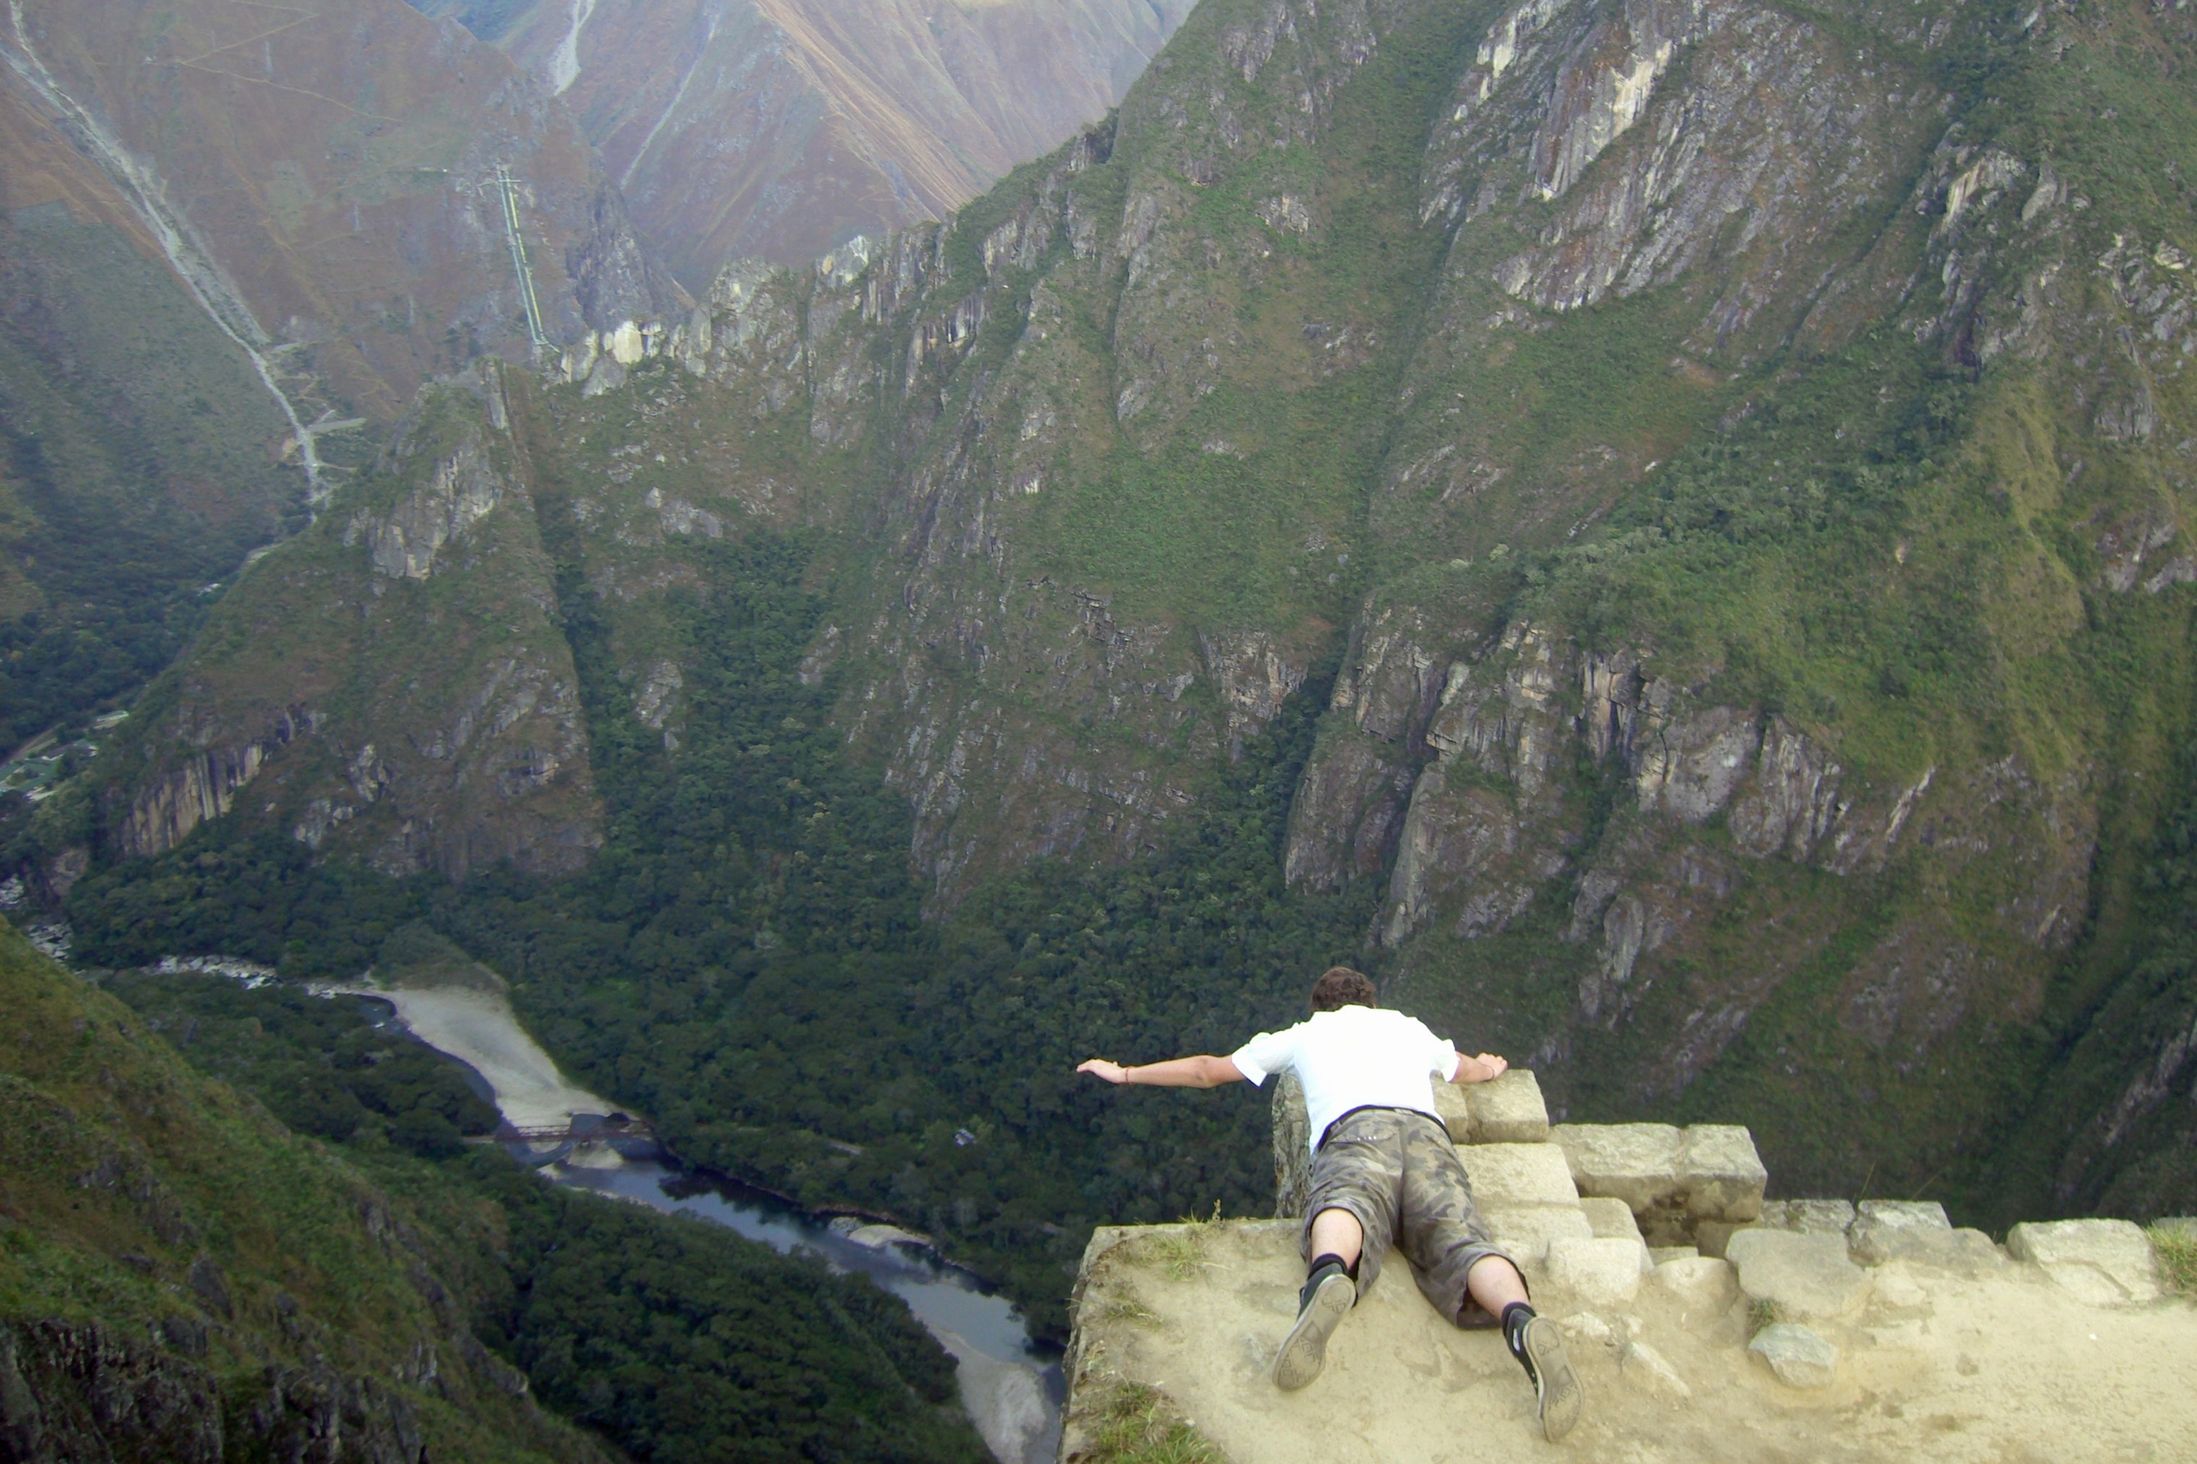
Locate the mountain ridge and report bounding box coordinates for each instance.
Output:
[28,0,2197,1323]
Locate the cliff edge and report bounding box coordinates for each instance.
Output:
[1062,1073,2197,1462]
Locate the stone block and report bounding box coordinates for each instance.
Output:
[1845,1200,1950,1264]
[1857,1199,1949,1228]
[1757,1198,1856,1235]
[1552,1122,1765,1243]
[1483,1204,1595,1263]
[2007,1219,2162,1304]
[1682,1126,1769,1222]
[1543,1236,1648,1307]
[1725,1230,1872,1321]
[1582,1196,1645,1247]
[1553,1122,1682,1209]
[1873,1226,2005,1277]
[1649,1245,1699,1264]
[1749,1323,1837,1389]
[1460,1142,1581,1207]
[1467,1069,1550,1143]
[1433,1083,1471,1143]
[1650,1255,1738,1314]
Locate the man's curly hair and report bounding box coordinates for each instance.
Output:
[1309,965,1377,1012]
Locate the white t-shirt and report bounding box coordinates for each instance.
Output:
[1229,1005,1460,1155]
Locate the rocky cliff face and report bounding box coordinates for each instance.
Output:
[97,0,2197,1210]
[104,368,602,881]
[425,0,1195,288]
[0,1318,454,1464]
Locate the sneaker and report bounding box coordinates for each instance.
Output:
[1518,1315,1583,1442]
[1272,1266,1355,1391]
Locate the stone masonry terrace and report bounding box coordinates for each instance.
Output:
[1061,1071,2197,1463]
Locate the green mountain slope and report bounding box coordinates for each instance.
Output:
[0,919,989,1461]
[0,918,613,1462]
[44,0,2197,1321]
[0,85,306,754]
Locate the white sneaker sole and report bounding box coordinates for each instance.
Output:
[1272,1271,1355,1391]
[1523,1315,1583,1442]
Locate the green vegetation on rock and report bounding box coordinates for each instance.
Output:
[5,920,989,1462]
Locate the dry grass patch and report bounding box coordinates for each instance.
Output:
[1080,1382,1225,1464]
[2149,1223,2197,1296]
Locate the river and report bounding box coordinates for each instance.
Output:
[334,979,1062,1464]
[547,1154,1063,1464]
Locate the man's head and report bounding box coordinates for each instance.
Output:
[1309,965,1377,1012]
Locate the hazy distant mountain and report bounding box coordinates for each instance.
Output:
[2,0,676,425]
[420,0,1194,288]
[0,0,688,741]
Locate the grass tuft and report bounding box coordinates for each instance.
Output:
[1084,1382,1226,1464]
[1100,1294,1162,1328]
[2148,1224,2197,1297]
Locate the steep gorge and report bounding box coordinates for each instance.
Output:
[54,0,2197,1314]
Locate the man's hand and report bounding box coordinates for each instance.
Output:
[1455,1052,1509,1084]
[1077,1058,1129,1084]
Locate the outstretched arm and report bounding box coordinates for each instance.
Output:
[1077,1055,1245,1089]
[1451,1052,1509,1084]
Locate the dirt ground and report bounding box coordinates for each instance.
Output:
[1067,1219,2197,1463]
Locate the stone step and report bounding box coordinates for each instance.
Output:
[1459,1140,1582,1208]
[1551,1122,1767,1244]
[1581,1196,1645,1245]
[1724,1229,1872,1321]
[1433,1068,1550,1144]
[1480,1203,1595,1262]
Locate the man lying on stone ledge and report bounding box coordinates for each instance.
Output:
[1077,965,1585,1442]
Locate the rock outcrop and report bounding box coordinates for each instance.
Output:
[104,370,602,881]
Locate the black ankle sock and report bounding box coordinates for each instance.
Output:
[1307,1251,1357,1283]
[1501,1302,1536,1366]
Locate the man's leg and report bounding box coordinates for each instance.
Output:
[1307,1206,1364,1270]
[1467,1256,1582,1444]
[1280,1114,1407,1392]
[1396,1117,1583,1444]
[1463,1252,1528,1313]
[1275,1207,1364,1391]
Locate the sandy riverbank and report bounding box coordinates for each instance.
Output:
[321,981,621,1129]
[329,973,1059,1464]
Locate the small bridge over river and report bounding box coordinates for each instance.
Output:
[501,1113,652,1142]
[492,1114,659,1165]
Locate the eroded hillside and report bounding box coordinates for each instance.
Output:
[51,0,2197,1310]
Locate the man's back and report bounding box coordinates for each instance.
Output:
[1231,1005,1458,1151]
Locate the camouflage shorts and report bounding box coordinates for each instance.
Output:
[1302,1106,1520,1327]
